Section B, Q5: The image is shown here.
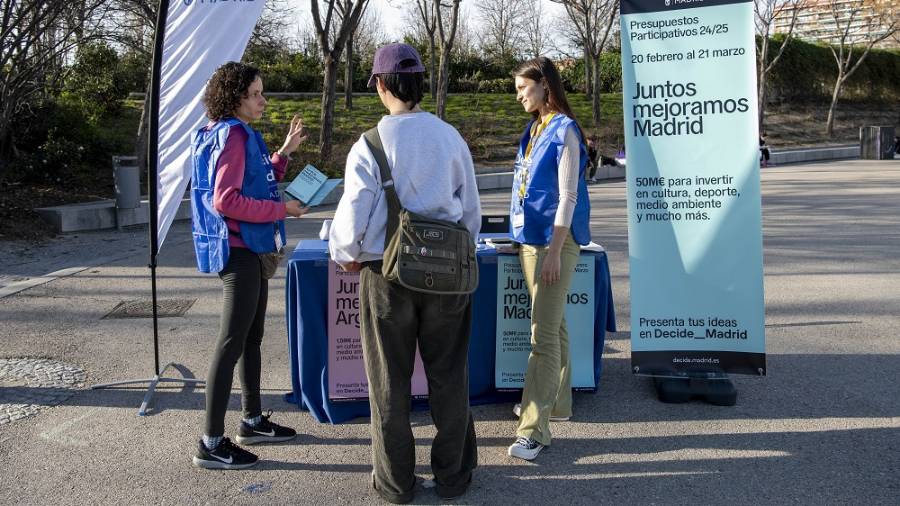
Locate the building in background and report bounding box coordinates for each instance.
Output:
[773,0,900,49]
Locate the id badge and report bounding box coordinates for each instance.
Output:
[274,229,285,250]
[512,213,524,229]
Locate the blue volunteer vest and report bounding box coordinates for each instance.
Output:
[509,114,591,246]
[190,118,286,273]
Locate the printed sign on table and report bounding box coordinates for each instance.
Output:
[495,255,595,390]
[327,261,428,400]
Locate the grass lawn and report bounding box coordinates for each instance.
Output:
[258,93,625,177]
[128,92,892,180]
[2,92,895,241]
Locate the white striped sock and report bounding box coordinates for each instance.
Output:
[202,435,223,450]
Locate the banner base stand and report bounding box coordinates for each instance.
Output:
[652,376,736,406]
[91,362,205,416]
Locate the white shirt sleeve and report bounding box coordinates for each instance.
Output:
[554,126,581,227]
[328,137,379,264]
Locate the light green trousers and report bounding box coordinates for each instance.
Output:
[515,233,580,446]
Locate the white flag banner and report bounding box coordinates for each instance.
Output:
[155,0,265,248]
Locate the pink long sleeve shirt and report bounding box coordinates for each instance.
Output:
[212,125,289,249]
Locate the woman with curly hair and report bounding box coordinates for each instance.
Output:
[190,61,308,470]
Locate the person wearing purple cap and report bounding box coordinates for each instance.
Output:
[329,43,481,503]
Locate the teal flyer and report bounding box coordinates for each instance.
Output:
[495,255,595,389]
[620,0,766,375]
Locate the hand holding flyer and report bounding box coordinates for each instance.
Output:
[283,164,343,206]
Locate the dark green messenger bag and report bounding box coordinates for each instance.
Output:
[362,127,478,295]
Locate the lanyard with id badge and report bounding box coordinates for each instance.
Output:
[513,113,555,230]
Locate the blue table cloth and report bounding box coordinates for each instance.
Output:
[284,241,616,424]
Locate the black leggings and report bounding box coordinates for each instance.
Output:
[204,247,267,437]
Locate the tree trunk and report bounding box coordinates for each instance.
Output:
[344,34,353,110]
[436,49,450,119]
[428,35,437,100]
[825,74,843,137]
[757,73,768,132]
[0,105,13,176]
[583,46,592,97]
[320,54,339,160]
[135,80,152,185]
[0,130,11,177]
[756,37,769,130]
[591,55,601,127]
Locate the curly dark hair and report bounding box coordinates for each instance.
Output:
[203,62,261,121]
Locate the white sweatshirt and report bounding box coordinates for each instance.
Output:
[329,111,482,264]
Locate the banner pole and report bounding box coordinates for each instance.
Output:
[91,0,205,415]
[147,0,166,378]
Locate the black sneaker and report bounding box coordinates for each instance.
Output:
[235,410,297,445]
[507,436,545,460]
[192,438,258,470]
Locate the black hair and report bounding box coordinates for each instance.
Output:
[377,72,425,107]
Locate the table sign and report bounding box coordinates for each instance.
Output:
[495,255,595,389]
[327,261,428,400]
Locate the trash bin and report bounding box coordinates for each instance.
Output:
[113,156,140,209]
[859,126,895,160]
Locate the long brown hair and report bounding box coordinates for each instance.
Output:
[513,56,585,143]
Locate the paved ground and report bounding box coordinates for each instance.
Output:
[1,159,898,505]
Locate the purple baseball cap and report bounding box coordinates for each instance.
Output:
[367,43,426,88]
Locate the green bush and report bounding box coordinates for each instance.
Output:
[62,43,130,119]
[765,36,900,103]
[597,53,623,93]
[558,58,587,93]
[119,50,151,93]
[478,78,514,94]
[7,99,94,184]
[256,53,324,92]
[5,94,139,188]
[556,55,623,94]
[454,77,480,93]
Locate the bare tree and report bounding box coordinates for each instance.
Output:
[0,0,109,173]
[411,0,438,99]
[551,9,590,94]
[477,0,525,61]
[434,0,461,119]
[108,0,155,55]
[335,0,372,110]
[552,0,619,126]
[451,3,478,58]
[107,0,293,173]
[523,0,549,59]
[108,0,157,174]
[246,1,298,62]
[311,0,369,159]
[823,0,899,136]
[352,5,387,57]
[754,0,805,130]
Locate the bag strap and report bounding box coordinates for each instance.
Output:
[363,126,402,251]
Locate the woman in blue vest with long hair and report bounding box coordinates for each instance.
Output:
[190,62,308,470]
[506,57,591,461]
